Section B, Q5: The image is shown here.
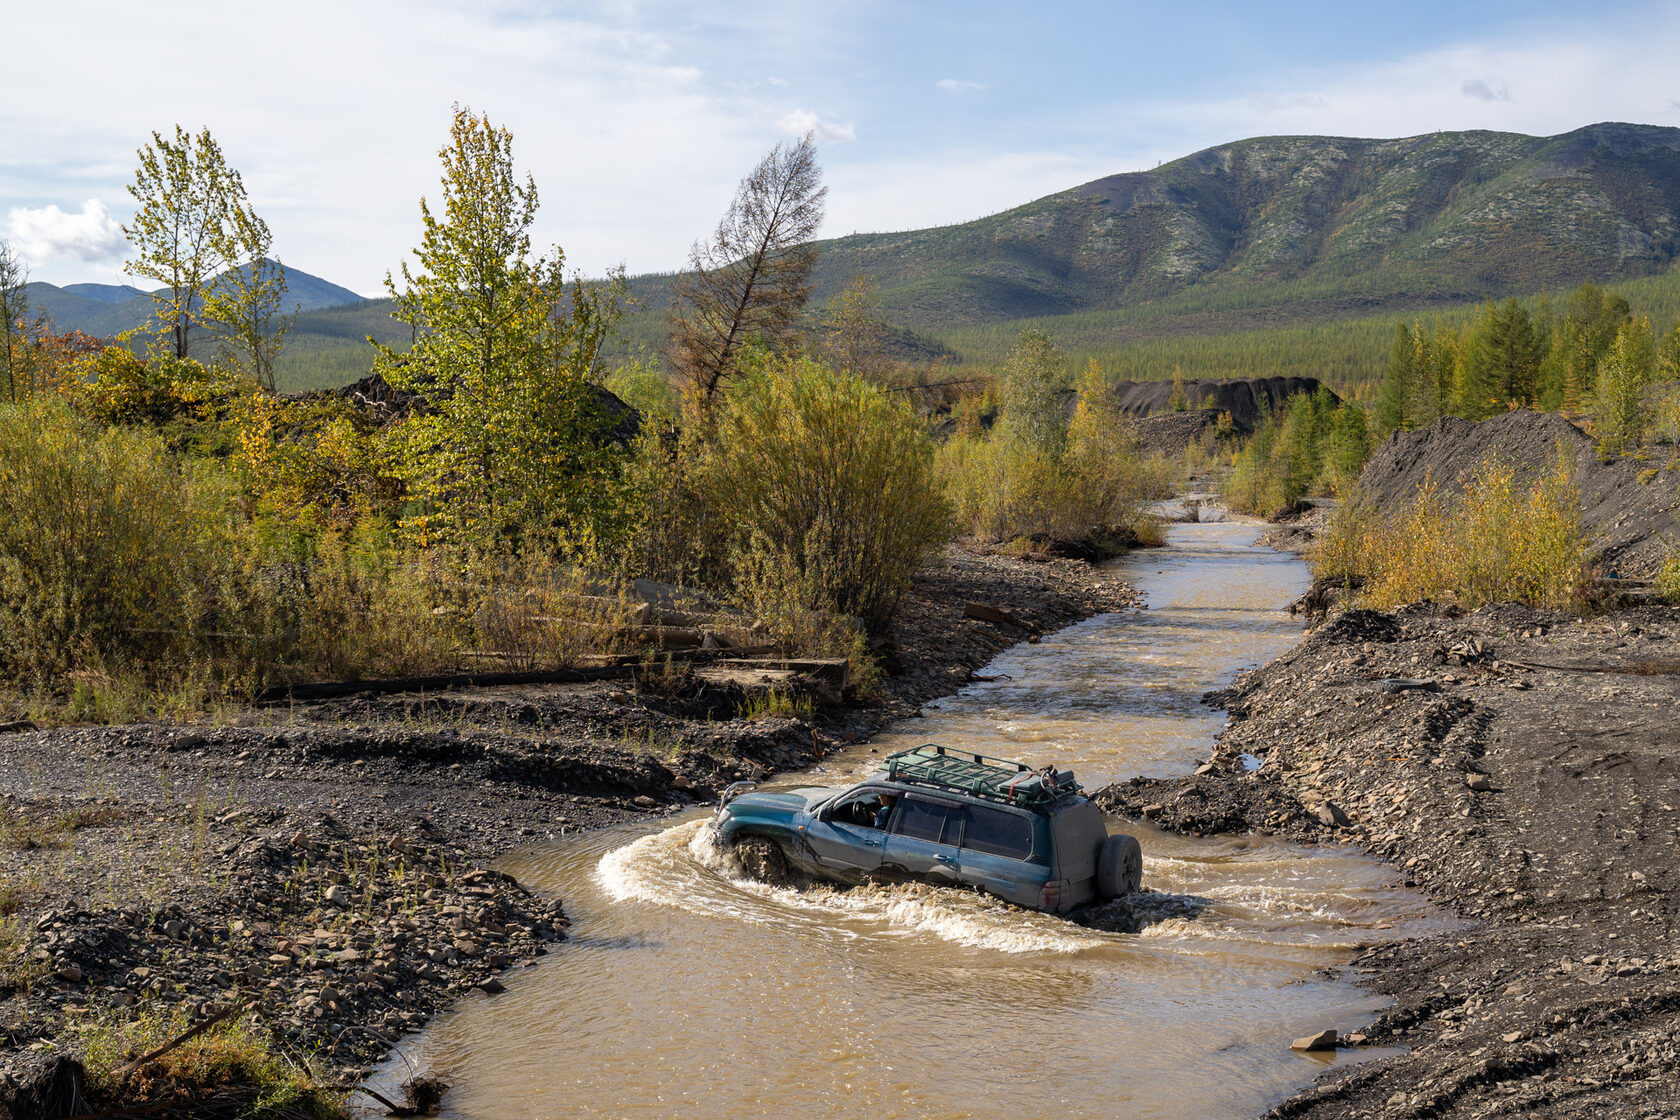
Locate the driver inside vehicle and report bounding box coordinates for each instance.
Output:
[872,792,897,829]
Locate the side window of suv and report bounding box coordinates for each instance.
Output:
[894,797,960,845]
[962,804,1034,860]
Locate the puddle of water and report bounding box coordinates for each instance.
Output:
[361,520,1446,1119]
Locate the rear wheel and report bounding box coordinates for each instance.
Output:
[1097,834,1143,898]
[731,834,792,884]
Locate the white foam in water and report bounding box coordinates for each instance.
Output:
[596,820,1105,955]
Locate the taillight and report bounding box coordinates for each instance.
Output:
[1040,880,1063,910]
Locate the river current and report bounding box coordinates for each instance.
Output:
[362,518,1447,1119]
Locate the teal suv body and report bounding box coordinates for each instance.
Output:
[713,744,1142,913]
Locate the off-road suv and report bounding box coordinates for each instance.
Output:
[712,744,1142,913]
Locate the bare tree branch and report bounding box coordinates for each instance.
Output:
[669,133,825,405]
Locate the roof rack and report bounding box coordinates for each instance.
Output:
[880,744,1082,808]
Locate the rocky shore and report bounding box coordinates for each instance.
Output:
[1098,600,1680,1118]
[0,545,1139,1117]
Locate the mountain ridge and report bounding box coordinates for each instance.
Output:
[24,263,365,338]
[793,121,1680,330]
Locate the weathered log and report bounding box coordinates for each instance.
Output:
[963,601,1028,630]
[256,665,636,704]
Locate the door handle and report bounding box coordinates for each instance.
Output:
[863,837,882,847]
[935,853,957,864]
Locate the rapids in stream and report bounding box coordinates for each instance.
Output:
[361,517,1449,1119]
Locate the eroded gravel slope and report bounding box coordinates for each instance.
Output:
[1099,602,1680,1119]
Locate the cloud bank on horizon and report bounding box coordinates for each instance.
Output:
[1,0,1677,293]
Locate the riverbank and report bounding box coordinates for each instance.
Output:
[0,544,1139,1116]
[1097,599,1680,1118]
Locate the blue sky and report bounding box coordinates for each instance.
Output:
[4,0,1679,293]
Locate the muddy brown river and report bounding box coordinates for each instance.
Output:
[363,517,1449,1118]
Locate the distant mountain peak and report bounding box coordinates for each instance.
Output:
[24,262,367,337]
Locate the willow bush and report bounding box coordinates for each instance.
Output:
[698,355,950,634]
[1313,451,1592,611]
[0,397,244,679]
[938,355,1169,546]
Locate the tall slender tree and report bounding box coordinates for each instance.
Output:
[0,239,34,402]
[202,204,292,391]
[670,133,825,406]
[124,126,250,359]
[374,107,626,549]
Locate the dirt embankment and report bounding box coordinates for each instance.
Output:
[0,545,1139,1116]
[1359,410,1680,577]
[1098,601,1680,1118]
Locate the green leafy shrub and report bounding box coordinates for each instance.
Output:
[939,354,1168,547]
[699,355,949,634]
[1656,546,1680,604]
[1223,389,1370,516]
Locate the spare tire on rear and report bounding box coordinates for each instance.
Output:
[1096,834,1143,898]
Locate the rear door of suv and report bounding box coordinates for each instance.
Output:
[955,802,1045,908]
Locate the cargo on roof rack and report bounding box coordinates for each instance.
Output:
[880,744,1082,807]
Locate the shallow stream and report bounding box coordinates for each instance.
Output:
[363,518,1447,1118]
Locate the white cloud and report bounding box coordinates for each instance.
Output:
[1133,17,1680,150]
[1462,78,1511,102]
[0,0,837,288]
[6,200,127,267]
[936,78,984,94]
[827,149,1118,237]
[777,109,857,143]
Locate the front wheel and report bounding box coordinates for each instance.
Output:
[1097,834,1143,898]
[731,834,793,884]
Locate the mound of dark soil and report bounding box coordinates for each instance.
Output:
[294,374,641,446]
[1133,408,1221,458]
[1108,376,1336,432]
[1360,411,1680,577]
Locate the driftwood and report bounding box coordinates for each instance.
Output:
[255,665,634,703]
[255,649,826,704]
[963,601,1034,633]
[115,998,260,1088]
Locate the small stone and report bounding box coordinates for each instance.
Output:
[162,920,188,940]
[1292,1028,1338,1052]
[608,691,630,704]
[1314,802,1351,827]
[453,939,480,956]
[1466,774,1493,792]
[111,991,137,1009]
[1502,1031,1525,1043]
[55,965,83,983]
[324,885,351,906]
[632,795,658,809]
[476,977,506,995]
[1343,1033,1368,1046]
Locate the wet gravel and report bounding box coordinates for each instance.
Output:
[1097,600,1680,1119]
